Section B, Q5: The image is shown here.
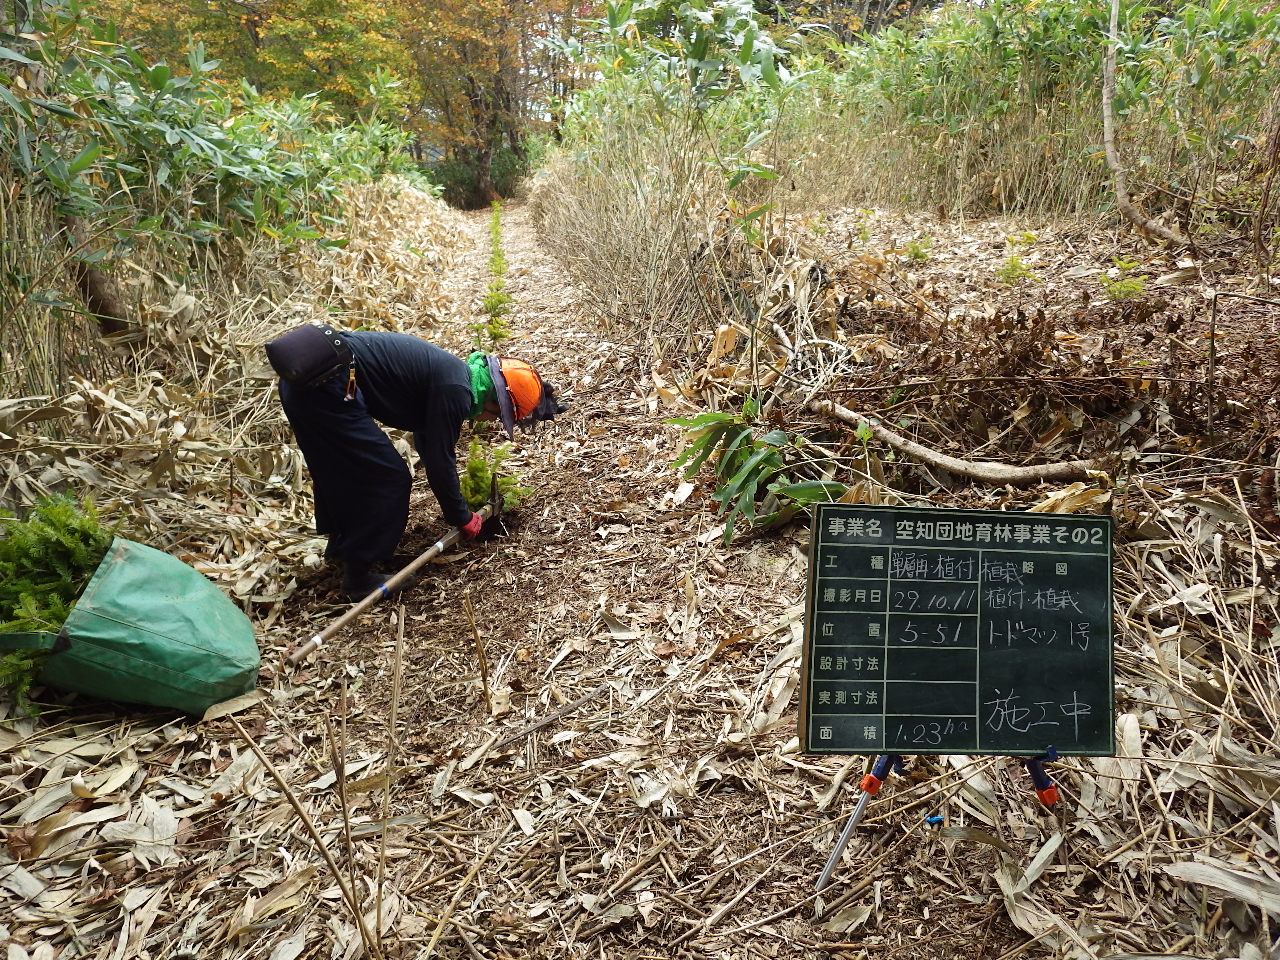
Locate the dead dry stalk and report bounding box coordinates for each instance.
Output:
[376,605,408,946]
[420,823,514,958]
[1102,0,1188,247]
[462,591,492,714]
[229,714,385,960]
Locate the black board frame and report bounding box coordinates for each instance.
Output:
[800,503,1116,757]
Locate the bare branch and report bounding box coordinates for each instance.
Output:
[808,399,1100,486]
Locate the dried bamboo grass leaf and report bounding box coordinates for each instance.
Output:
[1116,712,1143,781]
[944,756,999,825]
[0,863,47,900]
[938,826,1019,858]
[242,866,320,929]
[1013,832,1063,894]
[201,690,266,722]
[450,787,495,807]
[822,903,872,933]
[1028,482,1111,514]
[266,930,308,960]
[90,763,140,797]
[1162,857,1280,916]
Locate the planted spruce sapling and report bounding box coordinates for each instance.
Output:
[903,235,934,262]
[1099,256,1149,300]
[472,200,513,350]
[0,648,49,718]
[459,439,530,512]
[996,231,1040,285]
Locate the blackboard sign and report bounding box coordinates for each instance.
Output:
[800,504,1114,756]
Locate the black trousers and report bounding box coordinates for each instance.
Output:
[279,374,410,577]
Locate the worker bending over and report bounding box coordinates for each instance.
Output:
[266,325,564,598]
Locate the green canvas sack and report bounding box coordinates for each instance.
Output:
[0,537,259,715]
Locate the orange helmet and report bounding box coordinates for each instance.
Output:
[486,355,565,438]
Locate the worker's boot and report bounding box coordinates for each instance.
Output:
[340,568,390,601]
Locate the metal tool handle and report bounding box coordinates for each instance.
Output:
[816,754,902,891]
[816,786,873,892]
[286,504,493,664]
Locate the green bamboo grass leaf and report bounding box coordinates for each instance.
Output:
[738,203,772,224]
[668,411,739,429]
[28,97,79,118]
[0,45,36,65]
[67,142,100,176]
[760,51,780,89]
[606,0,633,32]
[716,444,781,505]
[148,63,171,92]
[733,473,762,525]
[714,427,757,479]
[772,480,847,503]
[0,84,31,121]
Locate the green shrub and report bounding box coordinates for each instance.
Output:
[0,6,434,253]
[489,203,508,277]
[1,2,438,399]
[427,146,528,210]
[1100,275,1147,300]
[670,401,845,543]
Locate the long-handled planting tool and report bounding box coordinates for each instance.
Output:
[816,754,906,892]
[287,501,496,664]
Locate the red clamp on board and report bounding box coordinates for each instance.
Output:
[859,754,904,796]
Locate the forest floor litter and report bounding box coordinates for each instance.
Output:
[2,194,1278,960]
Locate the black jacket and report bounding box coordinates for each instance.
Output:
[345,331,473,526]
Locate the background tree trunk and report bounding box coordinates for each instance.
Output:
[60,214,131,338]
[1102,0,1187,247]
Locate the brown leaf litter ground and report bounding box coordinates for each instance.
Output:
[2,196,1279,960]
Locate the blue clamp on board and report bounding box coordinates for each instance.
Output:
[1024,747,1059,806]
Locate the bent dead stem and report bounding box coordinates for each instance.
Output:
[229,714,385,960]
[809,400,1100,487]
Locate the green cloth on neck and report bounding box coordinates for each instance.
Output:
[466,352,495,419]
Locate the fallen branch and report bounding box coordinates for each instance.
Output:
[808,400,1099,486]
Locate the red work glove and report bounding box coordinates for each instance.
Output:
[460,512,483,540]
